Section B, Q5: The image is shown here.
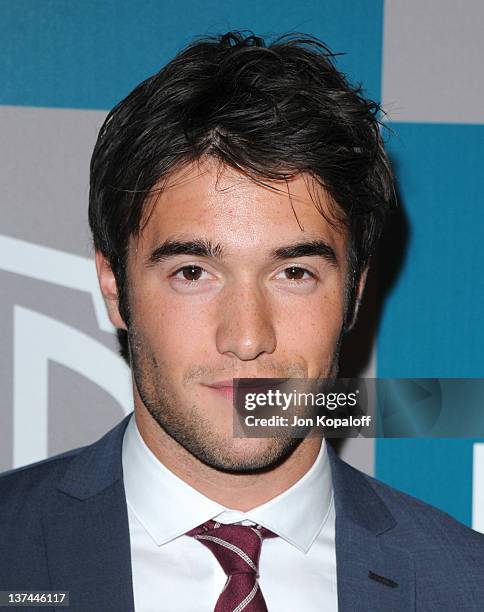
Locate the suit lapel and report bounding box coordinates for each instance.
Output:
[335,516,415,611]
[42,415,135,612]
[327,444,415,611]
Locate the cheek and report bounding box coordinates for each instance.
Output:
[276,292,344,354]
[131,289,214,363]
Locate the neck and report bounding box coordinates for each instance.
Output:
[134,404,322,512]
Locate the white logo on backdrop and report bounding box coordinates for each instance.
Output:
[0,234,132,468]
[473,443,484,533]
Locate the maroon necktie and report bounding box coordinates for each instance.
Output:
[186,519,277,611]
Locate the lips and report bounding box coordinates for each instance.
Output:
[206,384,235,402]
[204,379,263,403]
[204,378,290,402]
[204,380,237,403]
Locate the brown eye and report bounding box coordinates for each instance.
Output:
[285,266,308,280]
[179,265,203,281]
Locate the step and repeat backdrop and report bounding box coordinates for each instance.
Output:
[1,0,483,531]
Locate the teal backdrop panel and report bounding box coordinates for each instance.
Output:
[0,0,384,109]
[376,123,484,526]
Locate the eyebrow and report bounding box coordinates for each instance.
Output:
[146,238,338,267]
[147,239,224,266]
[272,240,337,264]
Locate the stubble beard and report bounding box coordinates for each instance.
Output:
[128,324,342,474]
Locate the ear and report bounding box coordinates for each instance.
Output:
[345,266,369,332]
[95,250,128,330]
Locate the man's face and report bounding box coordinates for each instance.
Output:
[102,159,352,472]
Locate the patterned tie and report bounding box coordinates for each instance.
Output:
[186,519,277,612]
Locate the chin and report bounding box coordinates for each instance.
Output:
[185,435,302,475]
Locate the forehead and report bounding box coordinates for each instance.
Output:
[136,159,348,255]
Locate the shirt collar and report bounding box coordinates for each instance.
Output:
[122,414,333,553]
[231,438,333,552]
[122,414,225,546]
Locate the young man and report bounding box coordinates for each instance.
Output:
[1,32,483,611]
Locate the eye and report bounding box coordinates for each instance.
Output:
[277,266,316,281]
[172,265,208,283]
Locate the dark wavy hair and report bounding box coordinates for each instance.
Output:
[89,31,395,333]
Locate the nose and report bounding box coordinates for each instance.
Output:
[215,281,277,361]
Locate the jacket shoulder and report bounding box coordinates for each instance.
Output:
[0,446,86,515]
[362,468,484,551]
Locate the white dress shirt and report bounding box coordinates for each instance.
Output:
[122,414,338,611]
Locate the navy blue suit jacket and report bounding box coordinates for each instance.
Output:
[1,413,483,611]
